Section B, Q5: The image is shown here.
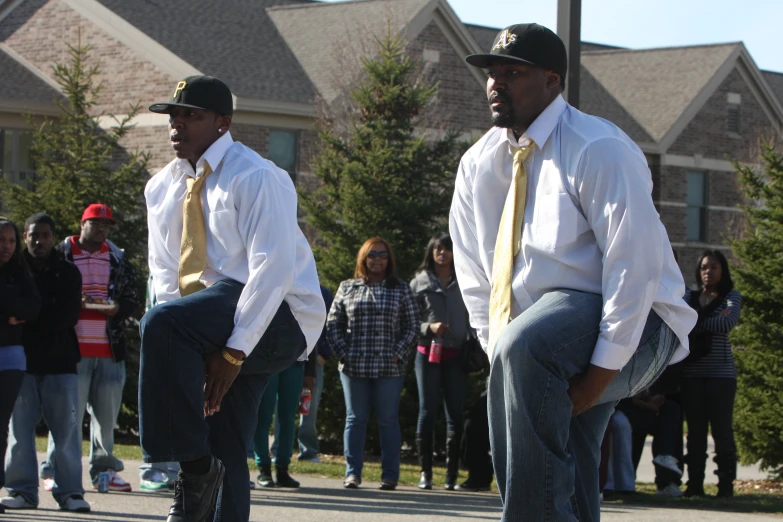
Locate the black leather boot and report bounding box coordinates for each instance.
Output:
[683,453,707,497]
[715,453,737,498]
[445,432,460,490]
[167,455,225,522]
[417,436,433,490]
[257,463,275,488]
[275,465,300,488]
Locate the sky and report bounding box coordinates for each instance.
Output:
[322,0,783,73]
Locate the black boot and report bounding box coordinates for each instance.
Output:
[275,465,300,488]
[445,432,460,490]
[683,453,707,497]
[416,436,433,490]
[167,455,225,522]
[715,453,737,498]
[257,463,275,488]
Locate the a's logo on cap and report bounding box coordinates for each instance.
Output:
[173,81,187,99]
[99,206,108,217]
[493,30,518,50]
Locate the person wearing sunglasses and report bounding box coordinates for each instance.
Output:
[326,237,419,491]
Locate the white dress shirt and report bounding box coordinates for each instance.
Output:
[145,131,325,357]
[449,95,697,370]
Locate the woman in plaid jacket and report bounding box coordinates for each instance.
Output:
[327,237,418,491]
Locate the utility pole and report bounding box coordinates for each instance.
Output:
[557,0,581,108]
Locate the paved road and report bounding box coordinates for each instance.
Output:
[0,453,779,521]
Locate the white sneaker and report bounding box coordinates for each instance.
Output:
[653,455,683,476]
[656,483,684,497]
[140,470,169,491]
[1,493,37,509]
[60,495,91,512]
[43,478,55,492]
[93,469,133,492]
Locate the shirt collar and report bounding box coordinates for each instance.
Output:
[173,130,234,179]
[503,94,567,150]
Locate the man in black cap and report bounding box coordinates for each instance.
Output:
[449,24,697,520]
[141,75,325,522]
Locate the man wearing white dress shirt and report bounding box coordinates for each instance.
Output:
[449,25,697,521]
[140,75,325,522]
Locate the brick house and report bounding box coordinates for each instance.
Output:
[1,0,782,284]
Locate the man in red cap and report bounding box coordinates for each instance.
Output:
[40,203,139,493]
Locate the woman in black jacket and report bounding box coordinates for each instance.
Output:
[0,218,40,512]
[410,232,470,490]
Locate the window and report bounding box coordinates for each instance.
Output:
[686,171,707,242]
[268,130,298,183]
[0,129,35,189]
[727,92,741,134]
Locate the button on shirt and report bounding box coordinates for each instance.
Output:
[449,95,697,370]
[145,131,325,356]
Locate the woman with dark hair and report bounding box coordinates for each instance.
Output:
[327,237,418,491]
[0,218,40,514]
[681,249,741,498]
[410,232,470,490]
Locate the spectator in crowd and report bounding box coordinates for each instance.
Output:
[296,285,335,463]
[682,250,742,498]
[253,358,308,489]
[327,237,418,491]
[457,389,493,492]
[2,214,88,512]
[137,274,180,492]
[410,232,470,490]
[0,217,40,515]
[40,203,139,493]
[602,410,636,497]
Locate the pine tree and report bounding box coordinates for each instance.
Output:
[0,35,149,274]
[729,142,783,479]
[299,32,464,290]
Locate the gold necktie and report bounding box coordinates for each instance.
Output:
[178,164,212,297]
[488,146,532,357]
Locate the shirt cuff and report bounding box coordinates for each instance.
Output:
[589,338,637,371]
[226,326,263,356]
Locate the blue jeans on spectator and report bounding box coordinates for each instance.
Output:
[340,373,406,483]
[139,279,305,522]
[41,357,126,483]
[297,362,325,460]
[604,411,636,492]
[0,370,25,492]
[5,373,82,505]
[489,289,679,522]
[254,361,305,469]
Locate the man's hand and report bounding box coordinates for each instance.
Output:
[303,376,315,392]
[429,322,450,337]
[568,365,619,417]
[8,317,24,325]
[203,348,244,416]
[101,303,121,317]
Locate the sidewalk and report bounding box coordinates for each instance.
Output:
[0,454,779,521]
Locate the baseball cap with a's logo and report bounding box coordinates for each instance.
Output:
[82,203,115,224]
[149,75,234,116]
[465,23,567,79]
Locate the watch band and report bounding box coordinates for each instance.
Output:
[221,348,244,366]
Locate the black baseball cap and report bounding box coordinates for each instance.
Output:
[465,24,567,79]
[149,75,234,116]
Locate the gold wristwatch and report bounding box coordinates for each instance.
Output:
[221,348,244,366]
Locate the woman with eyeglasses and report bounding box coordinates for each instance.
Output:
[327,237,418,491]
[0,218,40,514]
[409,232,470,491]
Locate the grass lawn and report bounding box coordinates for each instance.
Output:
[38,438,783,513]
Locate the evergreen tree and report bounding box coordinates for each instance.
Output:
[300,32,464,290]
[0,36,149,275]
[729,142,783,479]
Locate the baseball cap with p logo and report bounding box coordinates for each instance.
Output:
[149,75,234,116]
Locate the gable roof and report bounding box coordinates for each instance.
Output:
[0,45,63,111]
[581,43,740,143]
[267,0,433,104]
[95,0,318,104]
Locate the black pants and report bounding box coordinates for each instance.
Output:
[461,391,493,484]
[0,369,25,489]
[621,398,683,488]
[139,280,306,522]
[681,378,737,479]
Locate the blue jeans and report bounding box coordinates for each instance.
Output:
[41,357,126,483]
[139,279,305,522]
[6,373,82,505]
[297,362,324,460]
[604,411,635,492]
[489,290,678,522]
[340,373,406,483]
[254,361,304,468]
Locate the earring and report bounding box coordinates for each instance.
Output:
[218,129,222,133]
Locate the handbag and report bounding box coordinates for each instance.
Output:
[461,330,490,374]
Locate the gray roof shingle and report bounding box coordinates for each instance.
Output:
[582,43,739,142]
[763,70,783,107]
[96,0,318,103]
[0,47,62,105]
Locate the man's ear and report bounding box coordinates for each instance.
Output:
[547,71,561,90]
[217,115,232,134]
